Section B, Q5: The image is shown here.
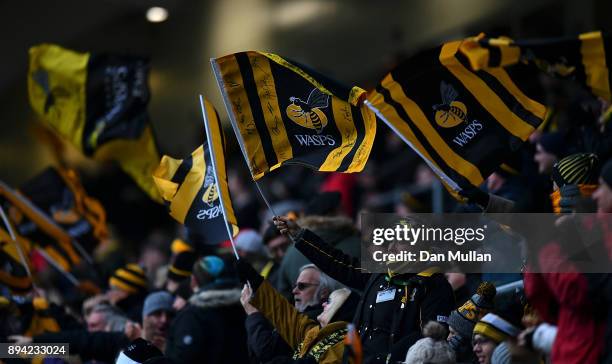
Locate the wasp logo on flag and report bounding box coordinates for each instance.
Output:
[286,88,330,133]
[432,81,467,128]
[202,167,219,208]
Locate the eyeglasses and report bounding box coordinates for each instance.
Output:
[292,282,319,291]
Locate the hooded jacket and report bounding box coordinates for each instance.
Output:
[251,280,356,364]
[166,283,248,364]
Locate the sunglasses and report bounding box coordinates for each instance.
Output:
[293,282,319,291]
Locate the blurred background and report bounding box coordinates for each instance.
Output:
[1,0,611,250]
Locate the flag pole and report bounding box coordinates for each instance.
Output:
[253,179,277,217]
[363,100,462,193]
[0,205,34,283]
[199,95,240,260]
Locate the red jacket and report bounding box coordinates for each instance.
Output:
[524,241,606,364]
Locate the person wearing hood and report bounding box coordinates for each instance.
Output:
[238,259,359,364]
[165,255,248,364]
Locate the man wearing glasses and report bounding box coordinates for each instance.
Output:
[244,263,342,363]
[293,264,340,313]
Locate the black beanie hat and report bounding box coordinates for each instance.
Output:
[167,251,197,282]
[537,132,566,156]
[551,153,599,187]
[601,159,612,187]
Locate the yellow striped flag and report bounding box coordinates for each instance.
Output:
[19,167,108,254]
[28,43,162,202]
[211,51,376,180]
[367,37,548,200]
[0,181,81,272]
[0,226,33,294]
[459,31,612,102]
[153,100,238,247]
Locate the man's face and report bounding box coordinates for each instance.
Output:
[143,310,172,350]
[534,144,557,174]
[593,179,612,212]
[472,334,496,364]
[86,311,107,332]
[267,236,291,263]
[292,268,320,312]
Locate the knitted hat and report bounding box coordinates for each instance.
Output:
[601,159,612,187]
[473,313,521,344]
[404,321,456,364]
[116,338,163,364]
[551,153,599,188]
[170,238,193,255]
[109,264,147,295]
[234,230,265,255]
[167,251,197,282]
[447,282,496,339]
[491,341,511,364]
[199,256,225,278]
[537,132,566,156]
[142,291,174,318]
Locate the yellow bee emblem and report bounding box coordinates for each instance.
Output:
[202,183,219,207]
[286,88,330,134]
[433,81,467,128]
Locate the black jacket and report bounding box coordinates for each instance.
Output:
[294,228,455,364]
[33,329,128,363]
[245,312,292,364]
[166,285,249,364]
[245,304,324,364]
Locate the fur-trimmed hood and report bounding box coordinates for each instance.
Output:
[297,215,357,244]
[189,288,242,309]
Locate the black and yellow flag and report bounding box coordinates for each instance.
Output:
[211,51,376,180]
[19,167,108,254]
[367,37,548,200]
[459,31,612,102]
[0,226,33,294]
[153,100,238,246]
[28,43,162,202]
[0,181,81,272]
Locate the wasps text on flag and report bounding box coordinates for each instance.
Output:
[28,43,162,202]
[211,51,376,180]
[459,31,612,102]
[19,167,108,254]
[153,101,238,247]
[367,37,547,200]
[0,181,81,272]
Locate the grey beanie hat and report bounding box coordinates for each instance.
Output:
[142,291,174,318]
